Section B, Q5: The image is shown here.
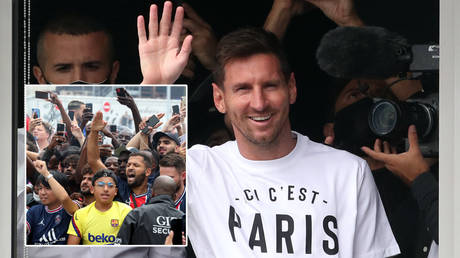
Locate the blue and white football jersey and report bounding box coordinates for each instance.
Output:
[26,204,72,245]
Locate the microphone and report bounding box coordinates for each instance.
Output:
[316,26,438,79]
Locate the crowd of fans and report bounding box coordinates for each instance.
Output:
[25,88,187,245]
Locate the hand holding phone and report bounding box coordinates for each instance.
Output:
[170,218,184,245]
[35,91,50,100]
[32,108,40,119]
[116,88,128,97]
[142,115,160,134]
[172,105,180,115]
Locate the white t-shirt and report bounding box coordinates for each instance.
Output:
[188,132,400,258]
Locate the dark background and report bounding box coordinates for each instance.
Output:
[17,0,439,142]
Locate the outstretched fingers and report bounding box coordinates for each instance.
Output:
[137,16,147,44]
[159,1,173,36]
[177,35,193,63]
[171,6,185,40]
[148,4,159,38]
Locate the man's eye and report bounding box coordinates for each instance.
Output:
[55,65,71,72]
[85,63,100,70]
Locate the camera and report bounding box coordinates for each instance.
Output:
[368,92,438,157]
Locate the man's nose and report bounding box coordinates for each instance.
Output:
[250,87,267,111]
[71,68,87,83]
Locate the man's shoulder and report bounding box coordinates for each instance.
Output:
[189,141,234,154]
[188,141,235,164]
[296,132,366,164]
[28,204,45,213]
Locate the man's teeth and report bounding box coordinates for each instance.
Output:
[251,115,271,121]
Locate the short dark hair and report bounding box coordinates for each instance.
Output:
[213,27,291,86]
[61,154,79,168]
[67,100,85,111]
[36,13,116,66]
[36,170,69,194]
[159,153,185,173]
[128,152,153,170]
[92,169,118,187]
[81,164,93,176]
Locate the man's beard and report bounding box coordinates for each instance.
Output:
[128,172,146,188]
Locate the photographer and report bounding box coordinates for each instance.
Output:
[322,77,438,258]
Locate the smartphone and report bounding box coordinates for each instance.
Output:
[98,131,105,145]
[142,115,160,134]
[68,111,75,121]
[170,218,184,245]
[32,108,40,119]
[116,88,127,97]
[35,91,49,99]
[85,103,93,113]
[110,124,117,133]
[172,105,180,115]
[57,123,66,135]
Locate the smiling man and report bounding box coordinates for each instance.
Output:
[153,132,180,157]
[187,27,400,257]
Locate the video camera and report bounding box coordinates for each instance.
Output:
[317,26,439,157]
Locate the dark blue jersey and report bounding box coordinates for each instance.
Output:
[175,190,186,214]
[26,204,72,245]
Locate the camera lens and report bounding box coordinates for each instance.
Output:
[369,100,398,136]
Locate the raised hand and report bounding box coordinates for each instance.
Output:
[139,113,165,135]
[28,118,42,133]
[91,111,107,132]
[138,1,193,84]
[117,90,135,108]
[47,91,61,105]
[361,125,429,184]
[305,0,364,26]
[162,114,181,133]
[182,3,218,71]
[33,160,50,177]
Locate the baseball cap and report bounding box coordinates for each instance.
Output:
[152,131,180,149]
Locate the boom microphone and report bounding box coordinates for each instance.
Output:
[316,26,439,79]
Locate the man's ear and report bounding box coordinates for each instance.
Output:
[288,72,297,105]
[181,171,186,182]
[109,60,120,84]
[90,185,94,195]
[145,168,152,177]
[33,65,47,84]
[212,83,226,114]
[323,122,335,138]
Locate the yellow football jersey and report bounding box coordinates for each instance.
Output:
[67,201,132,245]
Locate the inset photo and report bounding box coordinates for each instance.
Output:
[25,85,187,246]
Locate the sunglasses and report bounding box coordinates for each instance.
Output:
[96,181,116,188]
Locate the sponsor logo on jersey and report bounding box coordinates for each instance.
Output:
[88,233,116,243]
[111,219,119,227]
[38,218,45,226]
[54,214,62,225]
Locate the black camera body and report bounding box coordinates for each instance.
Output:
[368,92,438,157]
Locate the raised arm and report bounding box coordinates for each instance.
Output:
[33,160,79,215]
[305,0,364,27]
[48,92,73,137]
[87,111,108,173]
[116,90,142,133]
[264,0,310,39]
[138,1,193,84]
